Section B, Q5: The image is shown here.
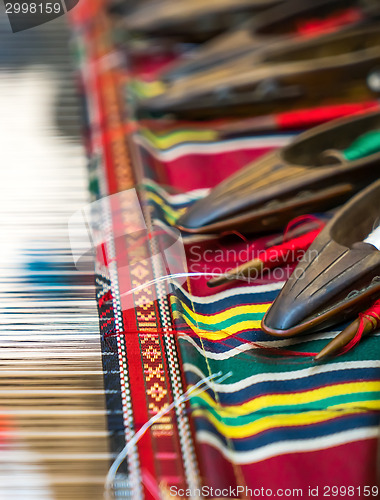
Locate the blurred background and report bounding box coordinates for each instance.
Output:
[0,4,109,499]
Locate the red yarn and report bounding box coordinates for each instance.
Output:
[280,299,380,360]
[103,327,310,364]
[99,229,177,267]
[217,217,324,267]
[283,214,324,242]
[219,230,249,244]
[258,228,321,269]
[339,299,380,355]
[277,102,379,130]
[296,8,364,37]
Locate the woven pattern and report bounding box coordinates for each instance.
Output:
[72,0,380,496]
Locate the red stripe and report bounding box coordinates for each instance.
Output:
[277,102,379,130]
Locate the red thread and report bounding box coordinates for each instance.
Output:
[99,229,176,267]
[216,217,324,267]
[339,299,380,355]
[219,230,249,244]
[101,242,108,267]
[296,8,364,37]
[277,102,379,130]
[283,214,325,242]
[104,325,316,363]
[278,299,380,360]
[258,228,321,269]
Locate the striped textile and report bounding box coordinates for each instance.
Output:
[139,132,380,492]
[72,0,380,497]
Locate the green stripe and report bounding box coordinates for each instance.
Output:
[173,301,264,331]
[189,391,380,427]
[178,335,380,384]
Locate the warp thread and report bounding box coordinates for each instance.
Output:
[104,371,232,498]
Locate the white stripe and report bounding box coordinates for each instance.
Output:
[179,332,255,360]
[176,281,285,305]
[179,330,351,361]
[196,427,379,465]
[142,178,209,205]
[134,134,292,162]
[183,360,380,394]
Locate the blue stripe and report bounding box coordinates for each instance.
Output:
[194,412,380,452]
[184,367,380,405]
[174,288,280,315]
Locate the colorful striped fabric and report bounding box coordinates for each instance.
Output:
[72,1,380,497]
[138,131,380,491]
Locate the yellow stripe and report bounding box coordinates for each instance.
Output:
[172,311,230,341]
[193,407,362,439]
[141,128,217,150]
[179,300,270,325]
[193,382,380,417]
[330,399,380,411]
[132,80,166,99]
[173,310,261,340]
[146,191,185,223]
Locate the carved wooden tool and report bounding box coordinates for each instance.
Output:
[138,26,380,117]
[262,180,380,338]
[162,0,380,83]
[315,304,380,360]
[177,111,380,235]
[122,0,281,43]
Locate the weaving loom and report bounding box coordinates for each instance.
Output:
[2,0,380,499]
[0,7,109,499]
